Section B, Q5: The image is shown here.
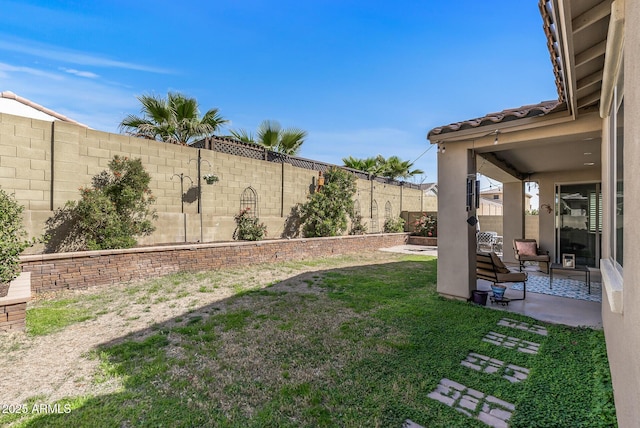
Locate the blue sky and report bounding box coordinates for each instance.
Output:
[1,0,558,184]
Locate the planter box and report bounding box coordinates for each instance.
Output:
[408,236,437,246]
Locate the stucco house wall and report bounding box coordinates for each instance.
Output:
[599,2,640,426]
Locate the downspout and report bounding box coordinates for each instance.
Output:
[281,162,285,217]
[50,122,55,211]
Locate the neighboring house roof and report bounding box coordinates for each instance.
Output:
[479,197,503,208]
[0,91,88,127]
[420,182,438,195]
[427,100,565,138]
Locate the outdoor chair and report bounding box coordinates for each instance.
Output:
[476,251,527,301]
[513,238,550,274]
[477,231,498,253]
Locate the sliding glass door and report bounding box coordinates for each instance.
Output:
[555,183,601,267]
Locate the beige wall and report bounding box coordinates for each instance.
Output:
[0,113,424,251]
[478,215,539,241]
[600,2,640,426]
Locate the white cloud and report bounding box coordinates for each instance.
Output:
[0,38,172,74]
[0,62,63,80]
[60,67,99,79]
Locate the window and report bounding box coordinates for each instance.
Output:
[493,195,500,200]
[614,94,623,266]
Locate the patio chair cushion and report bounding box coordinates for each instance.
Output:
[515,240,538,256]
[495,271,528,283]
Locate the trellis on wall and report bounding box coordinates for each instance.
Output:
[385,201,392,221]
[371,200,379,233]
[240,186,259,217]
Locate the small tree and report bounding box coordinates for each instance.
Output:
[299,167,357,237]
[233,208,267,241]
[46,156,157,251]
[0,188,36,289]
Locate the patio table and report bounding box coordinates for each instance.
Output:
[549,263,591,294]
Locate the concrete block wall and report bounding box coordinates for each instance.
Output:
[0,114,53,210]
[477,215,540,240]
[0,113,425,250]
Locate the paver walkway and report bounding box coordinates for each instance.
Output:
[412,318,548,427]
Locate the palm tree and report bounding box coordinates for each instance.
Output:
[342,155,423,179]
[342,156,384,175]
[380,156,424,179]
[119,92,228,145]
[230,120,307,156]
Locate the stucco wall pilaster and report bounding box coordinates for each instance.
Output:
[502,182,524,264]
[436,144,475,299]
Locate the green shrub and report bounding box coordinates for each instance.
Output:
[0,188,35,283]
[233,208,267,241]
[383,216,405,233]
[412,213,437,237]
[299,167,357,237]
[349,214,368,235]
[45,156,157,251]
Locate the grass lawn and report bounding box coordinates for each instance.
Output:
[3,254,616,427]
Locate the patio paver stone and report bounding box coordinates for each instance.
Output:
[482,331,540,354]
[427,378,514,428]
[461,352,530,383]
[497,318,548,336]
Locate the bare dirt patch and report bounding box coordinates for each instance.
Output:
[0,251,404,406]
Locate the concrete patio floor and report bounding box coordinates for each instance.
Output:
[380,245,603,329]
[475,277,602,329]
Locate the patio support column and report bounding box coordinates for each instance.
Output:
[502,181,525,264]
[436,144,476,300]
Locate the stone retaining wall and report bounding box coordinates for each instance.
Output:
[0,273,31,332]
[21,234,410,295]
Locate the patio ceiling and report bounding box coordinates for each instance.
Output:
[428,0,612,183]
[474,129,602,183]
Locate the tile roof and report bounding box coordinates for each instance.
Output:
[0,91,88,127]
[427,100,566,139]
